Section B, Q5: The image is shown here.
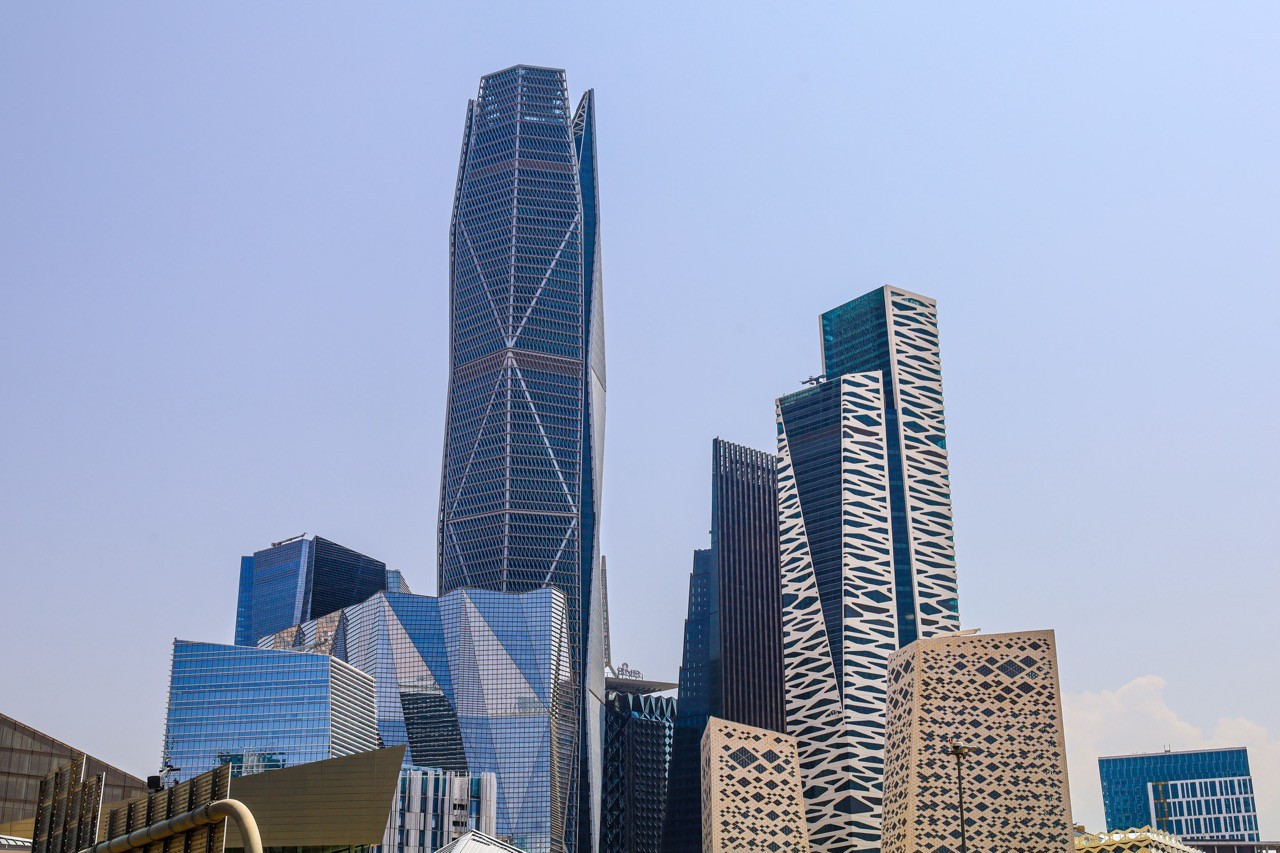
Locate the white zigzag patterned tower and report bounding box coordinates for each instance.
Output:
[775,286,959,853]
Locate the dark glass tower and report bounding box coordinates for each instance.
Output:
[663,439,785,853]
[438,65,605,853]
[234,534,387,647]
[600,691,676,853]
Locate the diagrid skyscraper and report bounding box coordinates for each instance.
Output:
[776,286,959,853]
[438,65,605,853]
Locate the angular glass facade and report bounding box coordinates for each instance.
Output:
[1099,748,1260,841]
[265,588,575,853]
[775,286,958,852]
[601,691,676,853]
[664,440,785,852]
[438,65,605,853]
[161,641,378,783]
[234,535,388,647]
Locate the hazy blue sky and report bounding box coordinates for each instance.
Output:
[2,2,1277,834]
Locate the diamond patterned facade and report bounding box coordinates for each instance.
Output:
[1074,827,1207,853]
[775,286,959,852]
[601,691,676,853]
[700,717,809,852]
[881,630,1073,853]
[438,64,605,853]
[264,588,574,853]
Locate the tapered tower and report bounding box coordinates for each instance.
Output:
[438,65,605,853]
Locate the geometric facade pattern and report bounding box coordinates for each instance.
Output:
[264,588,574,853]
[601,691,676,853]
[235,534,388,647]
[700,717,809,853]
[666,440,785,853]
[881,630,1072,853]
[1099,748,1259,842]
[1074,827,1207,853]
[161,641,379,784]
[775,286,959,852]
[0,712,148,825]
[437,64,606,853]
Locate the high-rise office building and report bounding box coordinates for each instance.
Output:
[161,641,379,783]
[0,713,149,825]
[880,630,1072,853]
[664,439,785,852]
[1099,748,1260,842]
[264,587,576,853]
[601,690,676,853]
[235,534,388,646]
[437,65,606,853]
[700,717,809,853]
[775,286,959,852]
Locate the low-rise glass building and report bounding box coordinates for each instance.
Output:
[1099,748,1260,842]
[161,641,378,783]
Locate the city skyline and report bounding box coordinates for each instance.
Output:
[2,3,1278,840]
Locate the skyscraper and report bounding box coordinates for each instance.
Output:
[664,439,785,852]
[437,65,605,853]
[700,717,810,853]
[775,286,959,852]
[1099,748,1260,842]
[601,690,677,853]
[234,534,388,647]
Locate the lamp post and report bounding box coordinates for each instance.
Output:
[943,736,974,853]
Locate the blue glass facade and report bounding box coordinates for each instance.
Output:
[1099,748,1260,841]
[161,640,378,783]
[438,65,605,853]
[234,535,388,647]
[265,588,575,853]
[601,691,676,853]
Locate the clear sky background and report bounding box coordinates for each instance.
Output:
[2,2,1277,835]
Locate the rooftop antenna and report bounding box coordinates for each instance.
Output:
[801,374,825,387]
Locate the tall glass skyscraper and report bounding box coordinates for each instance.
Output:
[437,65,605,853]
[775,286,959,852]
[235,534,388,646]
[1099,748,1260,841]
[161,641,379,783]
[663,439,786,853]
[600,690,676,853]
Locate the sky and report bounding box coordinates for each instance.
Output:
[1,1,1278,836]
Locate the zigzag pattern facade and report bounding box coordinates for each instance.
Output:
[882,288,958,638]
[776,373,898,853]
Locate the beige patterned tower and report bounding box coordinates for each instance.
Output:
[882,629,1073,853]
[700,717,809,852]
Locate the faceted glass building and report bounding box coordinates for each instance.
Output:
[235,535,388,646]
[1099,748,1259,842]
[0,712,149,824]
[664,439,785,852]
[601,691,676,853]
[161,641,378,783]
[438,65,606,853]
[775,286,959,852]
[264,588,575,853]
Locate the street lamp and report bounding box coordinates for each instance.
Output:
[943,736,974,853]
